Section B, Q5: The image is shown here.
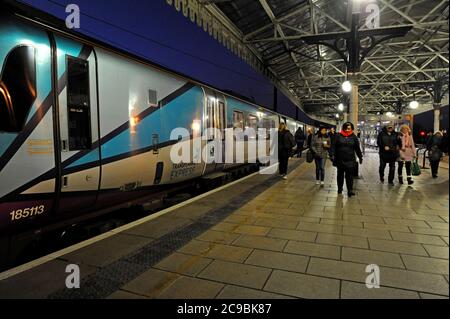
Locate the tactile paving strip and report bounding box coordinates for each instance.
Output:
[49,161,302,299]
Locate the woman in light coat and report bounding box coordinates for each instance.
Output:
[398,125,417,185]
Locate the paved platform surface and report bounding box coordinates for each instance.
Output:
[0,151,448,299]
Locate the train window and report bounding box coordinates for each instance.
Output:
[217,101,225,138]
[233,111,244,130]
[206,98,214,139]
[261,118,275,130]
[148,89,158,106]
[261,118,275,139]
[67,56,92,150]
[248,114,258,132]
[0,46,37,133]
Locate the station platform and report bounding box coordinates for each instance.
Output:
[0,151,448,299]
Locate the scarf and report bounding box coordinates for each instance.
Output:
[403,133,411,148]
[340,130,353,137]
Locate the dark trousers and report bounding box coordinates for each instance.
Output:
[315,158,326,181]
[296,142,304,158]
[379,158,396,182]
[430,160,440,177]
[337,165,354,192]
[279,150,289,175]
[398,161,412,176]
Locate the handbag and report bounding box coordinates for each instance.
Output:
[306,149,314,163]
[412,158,421,176]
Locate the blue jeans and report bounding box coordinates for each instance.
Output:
[315,158,326,181]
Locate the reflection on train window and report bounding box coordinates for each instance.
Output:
[206,98,215,139]
[67,56,91,150]
[233,111,244,130]
[218,101,225,137]
[261,118,275,130]
[0,46,37,133]
[261,118,275,139]
[248,114,258,132]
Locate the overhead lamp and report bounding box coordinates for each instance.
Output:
[335,113,340,118]
[342,81,352,93]
[386,112,394,117]
[409,100,419,109]
[338,103,345,111]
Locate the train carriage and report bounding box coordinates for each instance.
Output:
[0,3,318,267]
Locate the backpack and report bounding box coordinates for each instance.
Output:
[429,145,443,162]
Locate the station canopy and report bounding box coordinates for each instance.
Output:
[199,0,449,119]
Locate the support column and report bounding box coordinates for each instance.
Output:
[273,86,278,113]
[349,83,359,126]
[433,103,441,133]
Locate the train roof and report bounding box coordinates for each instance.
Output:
[1,0,316,124]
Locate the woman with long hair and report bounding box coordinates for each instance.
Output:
[398,124,417,185]
[310,126,331,186]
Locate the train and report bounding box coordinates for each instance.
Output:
[0,1,319,267]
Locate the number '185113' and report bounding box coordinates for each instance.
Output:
[10,205,45,221]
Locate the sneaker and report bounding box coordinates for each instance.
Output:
[380,177,385,183]
[348,191,356,197]
[432,175,438,179]
[316,181,320,185]
[388,181,395,186]
[407,177,414,185]
[320,181,325,186]
[282,176,288,180]
[338,190,343,195]
[398,176,404,184]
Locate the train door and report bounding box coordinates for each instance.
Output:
[202,88,226,175]
[54,35,100,215]
[0,21,56,228]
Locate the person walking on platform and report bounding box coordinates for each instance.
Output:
[377,124,402,186]
[330,122,363,197]
[398,124,417,185]
[278,123,295,180]
[427,131,445,178]
[294,127,306,158]
[310,126,331,186]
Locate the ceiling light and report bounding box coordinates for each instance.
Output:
[342,81,352,93]
[409,100,419,109]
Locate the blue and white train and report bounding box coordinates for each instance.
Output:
[0,2,317,265]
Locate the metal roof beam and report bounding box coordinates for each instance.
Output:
[246,26,448,43]
[243,3,310,40]
[419,0,449,22]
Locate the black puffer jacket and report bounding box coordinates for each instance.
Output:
[427,133,444,161]
[278,130,296,152]
[377,127,402,162]
[331,133,363,168]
